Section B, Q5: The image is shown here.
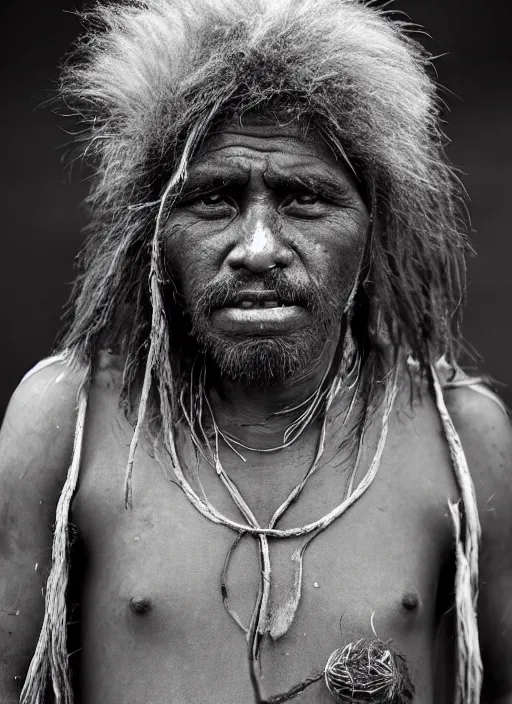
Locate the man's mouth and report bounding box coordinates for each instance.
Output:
[223,290,295,310]
[237,300,284,309]
[211,289,309,335]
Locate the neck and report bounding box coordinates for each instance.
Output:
[206,338,344,449]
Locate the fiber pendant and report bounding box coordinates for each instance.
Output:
[324,640,414,704]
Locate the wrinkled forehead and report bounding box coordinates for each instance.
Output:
[199,112,325,151]
[191,112,361,190]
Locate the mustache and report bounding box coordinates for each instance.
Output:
[192,270,337,318]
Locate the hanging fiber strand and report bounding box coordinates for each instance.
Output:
[265,370,397,641]
[123,97,233,508]
[431,363,483,704]
[171,367,399,701]
[20,362,91,704]
[166,374,398,539]
[124,121,208,508]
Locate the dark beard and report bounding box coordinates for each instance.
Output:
[197,328,328,386]
[178,269,346,387]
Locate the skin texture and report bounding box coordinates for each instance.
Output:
[164,116,368,407]
[1,120,512,703]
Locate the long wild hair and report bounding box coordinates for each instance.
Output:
[56,0,470,425]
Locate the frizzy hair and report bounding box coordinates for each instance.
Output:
[57,0,469,407]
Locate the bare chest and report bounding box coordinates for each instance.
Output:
[69,390,458,703]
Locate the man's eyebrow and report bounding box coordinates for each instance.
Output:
[262,170,352,201]
[179,165,249,194]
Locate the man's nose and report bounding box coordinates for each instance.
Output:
[226,215,293,273]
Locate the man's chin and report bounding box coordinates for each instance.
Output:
[198,329,327,387]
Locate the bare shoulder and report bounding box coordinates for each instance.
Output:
[443,385,512,692]
[442,383,512,538]
[0,357,88,692]
[0,355,87,497]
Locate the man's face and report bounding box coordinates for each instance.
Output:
[163,116,369,385]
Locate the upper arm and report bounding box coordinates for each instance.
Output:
[0,360,82,699]
[444,385,512,700]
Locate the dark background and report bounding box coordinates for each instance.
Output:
[1,0,511,417]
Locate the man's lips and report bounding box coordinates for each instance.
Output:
[219,289,297,310]
[211,290,309,335]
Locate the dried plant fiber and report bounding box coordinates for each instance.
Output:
[324,639,414,703]
[20,358,90,704]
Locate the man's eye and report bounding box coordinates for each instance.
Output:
[281,192,328,219]
[293,193,319,205]
[178,192,234,216]
[198,193,228,206]
[189,193,231,209]
[180,192,231,208]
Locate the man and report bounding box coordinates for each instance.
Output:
[1,0,511,702]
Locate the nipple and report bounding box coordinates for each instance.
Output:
[401,592,420,612]
[129,596,153,616]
